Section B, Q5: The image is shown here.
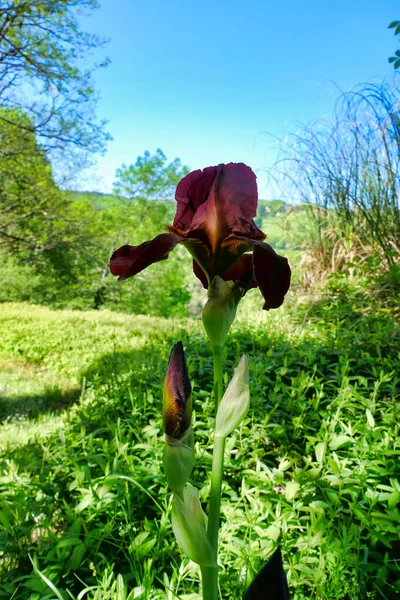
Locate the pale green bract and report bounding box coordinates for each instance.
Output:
[202,276,241,348]
[171,488,215,567]
[215,355,250,438]
[163,427,194,494]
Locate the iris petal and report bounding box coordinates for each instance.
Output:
[189,164,263,256]
[193,254,256,292]
[109,233,181,281]
[243,547,290,600]
[173,166,218,230]
[252,242,291,309]
[223,254,256,291]
[193,260,208,288]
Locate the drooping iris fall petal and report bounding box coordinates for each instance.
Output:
[252,243,291,310]
[163,341,192,439]
[110,233,181,281]
[193,253,256,295]
[222,253,256,290]
[243,547,290,600]
[193,246,290,310]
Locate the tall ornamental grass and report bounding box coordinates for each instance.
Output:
[273,80,400,283]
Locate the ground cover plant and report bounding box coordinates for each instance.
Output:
[0,262,399,598]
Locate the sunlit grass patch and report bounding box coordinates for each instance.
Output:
[0,294,399,599]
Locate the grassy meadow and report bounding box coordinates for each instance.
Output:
[0,266,399,599]
[1,6,399,598]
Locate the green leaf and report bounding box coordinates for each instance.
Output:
[285,481,300,501]
[315,441,326,464]
[265,524,281,542]
[65,543,86,572]
[388,21,400,29]
[395,59,400,69]
[388,492,400,509]
[366,408,375,428]
[329,434,352,450]
[75,495,93,513]
[28,555,65,600]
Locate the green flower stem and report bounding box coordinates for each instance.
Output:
[201,566,218,600]
[201,436,226,600]
[212,345,223,411]
[207,435,226,556]
[201,344,226,600]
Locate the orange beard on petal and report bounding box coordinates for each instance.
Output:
[215,236,252,276]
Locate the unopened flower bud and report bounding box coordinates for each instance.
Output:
[202,276,242,348]
[163,341,192,439]
[215,355,250,438]
[163,342,194,493]
[171,488,215,567]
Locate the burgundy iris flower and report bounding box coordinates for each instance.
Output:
[110,163,291,309]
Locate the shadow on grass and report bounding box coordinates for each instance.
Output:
[0,386,81,422]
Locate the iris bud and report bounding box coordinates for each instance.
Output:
[162,342,194,493]
[163,341,192,439]
[215,355,250,438]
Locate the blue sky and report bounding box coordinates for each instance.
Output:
[80,0,399,197]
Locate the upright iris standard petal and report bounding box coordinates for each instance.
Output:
[173,166,218,230]
[189,164,261,242]
[163,341,192,439]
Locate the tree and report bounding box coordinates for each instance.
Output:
[0,0,110,174]
[0,107,64,252]
[388,20,400,68]
[113,149,190,200]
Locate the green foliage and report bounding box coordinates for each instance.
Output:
[388,21,400,68]
[114,149,190,200]
[0,147,193,317]
[0,108,63,252]
[0,273,399,598]
[0,0,109,165]
[0,177,192,317]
